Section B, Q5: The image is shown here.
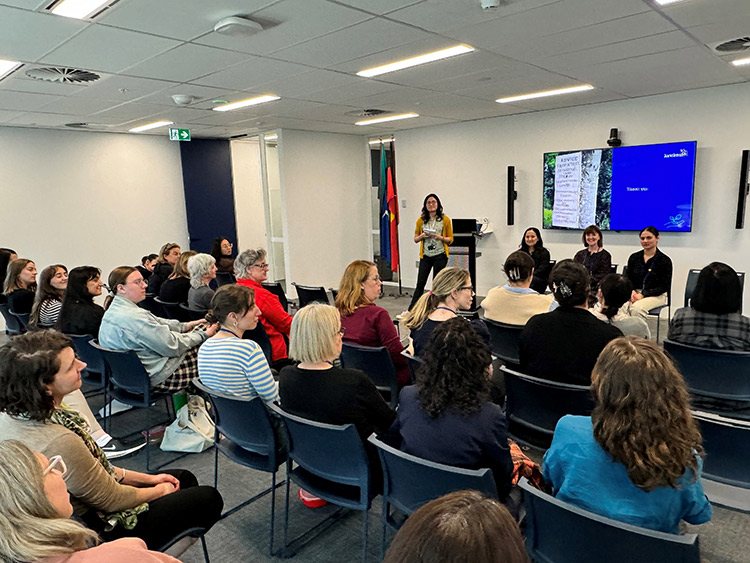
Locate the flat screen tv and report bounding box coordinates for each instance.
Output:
[542,140,697,232]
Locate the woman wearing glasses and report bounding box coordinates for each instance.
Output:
[335,260,409,387]
[235,248,293,368]
[211,237,235,274]
[0,332,223,551]
[403,267,489,357]
[99,266,218,392]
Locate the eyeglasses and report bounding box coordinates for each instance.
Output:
[126,278,147,286]
[460,285,475,292]
[252,263,269,270]
[338,327,346,336]
[43,455,67,477]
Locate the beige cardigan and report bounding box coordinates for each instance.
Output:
[481,285,553,326]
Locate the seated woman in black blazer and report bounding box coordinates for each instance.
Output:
[520,227,551,294]
[56,266,106,337]
[159,250,196,304]
[626,226,672,319]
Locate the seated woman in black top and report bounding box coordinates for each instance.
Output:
[29,264,67,330]
[519,260,622,385]
[136,253,158,281]
[211,237,235,274]
[147,242,181,295]
[626,226,672,319]
[56,266,106,337]
[573,224,612,292]
[520,227,551,294]
[391,318,513,500]
[403,266,489,357]
[3,258,37,316]
[159,250,195,304]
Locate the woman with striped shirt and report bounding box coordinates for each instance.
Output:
[30,264,67,329]
[197,284,278,402]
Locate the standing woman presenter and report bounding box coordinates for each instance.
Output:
[408,194,453,311]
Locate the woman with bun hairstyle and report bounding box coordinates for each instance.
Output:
[481,251,553,325]
[519,260,621,385]
[544,337,711,533]
[520,227,551,294]
[574,225,612,290]
[147,243,181,295]
[626,226,672,318]
[592,274,650,338]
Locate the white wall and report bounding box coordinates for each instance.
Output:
[278,129,370,294]
[394,82,750,307]
[0,126,188,327]
[230,138,266,254]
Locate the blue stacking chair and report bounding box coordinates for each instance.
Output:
[400,349,423,385]
[68,334,108,397]
[243,323,273,365]
[291,282,328,308]
[193,380,287,554]
[0,297,25,335]
[368,434,497,558]
[156,527,210,563]
[180,303,207,320]
[269,404,374,563]
[341,343,399,408]
[483,318,524,367]
[215,271,236,287]
[519,478,700,563]
[154,297,191,322]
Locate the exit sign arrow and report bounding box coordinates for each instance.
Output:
[168,128,191,141]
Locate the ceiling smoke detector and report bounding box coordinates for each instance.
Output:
[712,36,750,53]
[214,16,264,36]
[25,67,100,84]
[344,108,389,118]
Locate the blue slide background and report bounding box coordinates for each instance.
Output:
[609,141,697,231]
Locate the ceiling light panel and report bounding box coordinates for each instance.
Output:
[496,84,594,103]
[357,45,475,78]
[48,0,112,20]
[128,120,173,133]
[731,57,750,67]
[0,59,22,81]
[213,95,280,112]
[654,0,688,5]
[355,113,418,125]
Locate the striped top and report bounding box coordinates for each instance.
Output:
[197,337,278,402]
[39,298,63,328]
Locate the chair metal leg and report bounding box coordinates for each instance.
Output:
[269,472,277,556]
[361,508,368,563]
[283,460,291,557]
[145,428,151,472]
[381,500,388,561]
[213,440,219,490]
[200,534,210,563]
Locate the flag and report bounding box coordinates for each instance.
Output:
[379,143,391,265]
[387,144,399,272]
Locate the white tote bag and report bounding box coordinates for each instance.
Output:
[160,395,215,453]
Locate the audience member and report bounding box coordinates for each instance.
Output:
[544,337,712,533]
[519,260,621,385]
[0,440,184,563]
[211,237,235,273]
[159,250,196,304]
[30,264,68,329]
[0,331,223,548]
[520,227,551,294]
[592,274,650,338]
[390,318,513,499]
[335,260,408,387]
[626,226,673,319]
[187,253,216,311]
[0,248,14,288]
[404,267,489,357]
[100,266,217,392]
[669,261,750,350]
[57,266,106,337]
[4,258,37,315]
[383,490,529,563]
[198,285,278,402]
[573,224,612,290]
[136,253,158,281]
[235,248,292,367]
[147,243,181,295]
[481,251,553,325]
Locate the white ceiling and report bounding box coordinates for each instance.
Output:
[0,0,748,138]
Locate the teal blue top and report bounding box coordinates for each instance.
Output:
[543,416,712,534]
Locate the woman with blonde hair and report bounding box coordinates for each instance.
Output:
[335,260,408,386]
[0,439,181,562]
[543,336,712,533]
[147,242,181,295]
[187,253,216,311]
[159,250,196,304]
[403,266,489,357]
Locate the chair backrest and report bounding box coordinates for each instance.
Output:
[684,270,745,312]
[0,302,24,334]
[179,303,208,320]
[68,334,106,376]
[13,312,29,329]
[243,323,273,364]
[663,339,750,402]
[291,282,328,308]
[401,349,423,384]
[368,434,497,516]
[89,341,155,405]
[154,297,191,322]
[193,379,283,469]
[139,295,169,318]
[610,264,618,274]
[262,282,289,312]
[215,272,236,287]
[269,404,369,492]
[340,343,399,408]
[518,478,700,563]
[329,288,339,301]
[483,318,523,365]
[693,411,750,488]
[501,366,593,448]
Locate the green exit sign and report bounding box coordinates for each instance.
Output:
[169,128,191,141]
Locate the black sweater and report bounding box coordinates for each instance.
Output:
[626,249,672,297]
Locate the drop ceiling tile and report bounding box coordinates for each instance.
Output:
[0,90,63,111]
[0,1,48,9]
[193,0,372,56]
[98,0,278,41]
[457,69,580,101]
[346,85,436,109]
[661,0,750,29]
[408,92,523,120]
[35,96,120,114]
[124,43,251,82]
[90,101,166,120]
[70,75,176,102]
[257,69,359,99]
[269,18,431,67]
[0,6,86,62]
[498,88,625,112]
[41,24,180,73]
[295,79,400,104]
[255,99,362,123]
[0,108,26,123]
[184,110,263,126]
[418,58,547,93]
[331,0,425,15]
[136,84,240,107]
[687,16,750,46]
[4,111,120,127]
[191,56,312,90]
[0,73,89,95]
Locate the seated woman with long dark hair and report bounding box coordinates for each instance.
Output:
[390,318,513,500]
[335,260,409,387]
[30,264,68,329]
[3,258,37,316]
[57,266,106,337]
[210,237,235,273]
[0,439,183,562]
[0,331,223,549]
[544,337,711,533]
[592,274,650,338]
[519,227,551,294]
[669,261,750,350]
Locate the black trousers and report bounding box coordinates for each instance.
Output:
[409,253,449,310]
[82,469,223,550]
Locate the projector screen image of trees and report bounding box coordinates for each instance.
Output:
[542,141,697,232]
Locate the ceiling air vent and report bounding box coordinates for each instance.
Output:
[345,108,389,118]
[713,36,750,53]
[64,122,112,131]
[25,67,101,84]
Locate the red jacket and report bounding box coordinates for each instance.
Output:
[237,278,292,362]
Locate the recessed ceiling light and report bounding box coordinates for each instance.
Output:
[264,134,278,141]
[654,0,688,5]
[128,120,173,133]
[731,57,750,67]
[369,138,394,145]
[0,59,21,81]
[357,45,475,78]
[49,0,112,19]
[355,113,419,126]
[496,84,594,104]
[213,95,280,112]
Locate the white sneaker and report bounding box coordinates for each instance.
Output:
[96,434,147,460]
[395,310,410,321]
[98,399,135,418]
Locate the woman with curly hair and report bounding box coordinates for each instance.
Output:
[30,264,68,329]
[390,317,513,499]
[543,336,712,533]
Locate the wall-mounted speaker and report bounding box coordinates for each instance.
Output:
[507,166,517,225]
[736,150,750,229]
